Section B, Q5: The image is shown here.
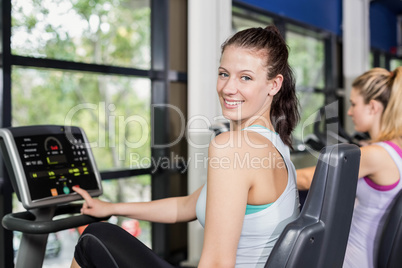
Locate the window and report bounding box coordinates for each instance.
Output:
[12,67,151,171]
[1,0,171,267]
[11,0,150,69]
[232,6,272,32]
[231,5,329,152]
[286,25,326,148]
[371,49,391,69]
[391,58,402,70]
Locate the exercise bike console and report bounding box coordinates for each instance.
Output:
[0,125,102,209]
[0,125,107,268]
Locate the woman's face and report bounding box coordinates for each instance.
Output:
[347,88,374,132]
[216,46,273,124]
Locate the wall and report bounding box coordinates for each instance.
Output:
[186,0,232,265]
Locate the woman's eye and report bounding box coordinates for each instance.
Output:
[219,72,228,78]
[241,76,251,81]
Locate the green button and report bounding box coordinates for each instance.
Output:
[63,186,70,194]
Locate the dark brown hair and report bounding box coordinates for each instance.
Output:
[221,25,300,149]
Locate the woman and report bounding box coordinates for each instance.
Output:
[71,25,300,268]
[297,67,402,268]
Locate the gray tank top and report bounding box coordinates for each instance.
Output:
[196,126,300,267]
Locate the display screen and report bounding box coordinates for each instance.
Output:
[11,126,100,202]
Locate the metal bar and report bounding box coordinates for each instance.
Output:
[100,168,153,180]
[324,33,340,104]
[1,0,15,266]
[11,55,188,83]
[150,0,170,259]
[11,55,152,78]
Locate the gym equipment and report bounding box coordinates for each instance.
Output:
[1,125,107,268]
[266,143,361,267]
[377,189,402,268]
[304,105,368,151]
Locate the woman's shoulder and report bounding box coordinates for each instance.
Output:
[360,143,394,170]
[360,141,402,184]
[361,143,388,158]
[209,130,277,158]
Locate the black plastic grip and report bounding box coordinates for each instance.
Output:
[2,204,109,234]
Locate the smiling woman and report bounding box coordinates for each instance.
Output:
[70,25,300,268]
[218,26,300,148]
[217,46,276,126]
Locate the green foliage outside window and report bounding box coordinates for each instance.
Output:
[391,58,402,70]
[287,30,325,146]
[11,0,150,68]
[10,0,153,258]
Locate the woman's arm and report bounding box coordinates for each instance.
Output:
[296,166,316,191]
[73,185,203,224]
[295,145,381,191]
[198,132,252,268]
[296,143,399,191]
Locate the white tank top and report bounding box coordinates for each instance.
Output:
[343,141,402,268]
[195,126,300,267]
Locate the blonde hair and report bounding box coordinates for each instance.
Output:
[352,67,402,142]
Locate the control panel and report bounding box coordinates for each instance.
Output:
[0,125,102,209]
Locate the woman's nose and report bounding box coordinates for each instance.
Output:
[347,107,352,116]
[221,79,238,95]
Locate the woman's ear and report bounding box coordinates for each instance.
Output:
[268,74,283,96]
[369,99,384,115]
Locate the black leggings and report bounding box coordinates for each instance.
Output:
[74,222,175,268]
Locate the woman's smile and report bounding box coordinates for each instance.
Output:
[223,98,245,108]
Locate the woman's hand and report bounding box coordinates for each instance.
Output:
[72,186,114,218]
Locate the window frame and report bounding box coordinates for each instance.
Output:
[232,1,340,153]
[0,1,187,266]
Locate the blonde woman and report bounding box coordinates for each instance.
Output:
[298,67,402,268]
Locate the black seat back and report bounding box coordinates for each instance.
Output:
[266,143,361,268]
[377,189,402,268]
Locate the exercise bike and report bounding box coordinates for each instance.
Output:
[1,125,108,268]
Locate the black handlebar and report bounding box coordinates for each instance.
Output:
[2,203,109,234]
